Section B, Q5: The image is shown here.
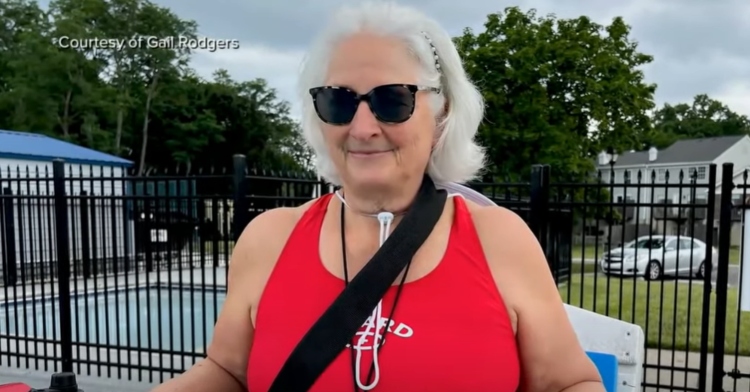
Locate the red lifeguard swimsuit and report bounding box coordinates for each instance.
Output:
[247,194,520,391]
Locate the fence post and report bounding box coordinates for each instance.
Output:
[698,164,717,391]
[79,190,91,279]
[1,187,17,286]
[711,162,734,391]
[317,175,329,197]
[232,154,249,243]
[530,164,550,251]
[52,159,74,373]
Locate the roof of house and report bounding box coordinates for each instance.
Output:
[0,129,133,167]
[600,135,748,167]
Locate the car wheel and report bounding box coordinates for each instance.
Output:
[696,260,706,279]
[645,261,662,281]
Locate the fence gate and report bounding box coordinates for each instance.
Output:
[711,163,750,392]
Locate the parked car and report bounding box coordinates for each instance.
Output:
[598,235,718,281]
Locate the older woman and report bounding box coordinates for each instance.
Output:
[152,2,604,392]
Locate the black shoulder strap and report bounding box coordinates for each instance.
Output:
[268,175,447,391]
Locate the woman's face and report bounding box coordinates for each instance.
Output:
[320,33,437,190]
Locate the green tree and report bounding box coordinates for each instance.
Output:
[49,0,197,173]
[454,7,657,181]
[0,0,307,173]
[0,0,60,133]
[642,94,750,149]
[133,68,311,172]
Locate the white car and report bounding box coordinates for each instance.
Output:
[599,235,718,280]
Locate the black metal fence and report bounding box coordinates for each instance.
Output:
[0,156,748,391]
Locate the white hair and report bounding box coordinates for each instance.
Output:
[298,1,487,186]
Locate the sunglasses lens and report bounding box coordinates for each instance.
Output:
[370,85,414,123]
[312,85,417,125]
[314,88,357,125]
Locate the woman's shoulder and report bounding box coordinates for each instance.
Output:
[235,197,324,255]
[225,198,327,306]
[461,198,529,235]
[461,198,549,286]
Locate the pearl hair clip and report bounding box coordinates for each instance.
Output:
[421,31,441,74]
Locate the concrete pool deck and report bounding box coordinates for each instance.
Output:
[0,266,228,390]
[0,263,228,301]
[0,367,157,391]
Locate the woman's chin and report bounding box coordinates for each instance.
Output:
[345,169,396,189]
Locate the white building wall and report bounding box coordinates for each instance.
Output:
[598,164,713,224]
[0,158,135,269]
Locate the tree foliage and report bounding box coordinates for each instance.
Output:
[2,1,747,181]
[642,94,750,149]
[0,0,311,173]
[455,7,657,181]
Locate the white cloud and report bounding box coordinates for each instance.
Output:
[714,82,750,118]
[190,45,306,118]
[172,0,750,118]
[34,0,750,117]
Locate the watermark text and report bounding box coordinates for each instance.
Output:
[55,36,240,52]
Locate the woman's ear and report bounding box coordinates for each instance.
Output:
[432,100,450,149]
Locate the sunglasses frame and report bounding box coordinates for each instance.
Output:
[309,83,441,125]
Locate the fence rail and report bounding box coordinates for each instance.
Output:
[0,156,748,391]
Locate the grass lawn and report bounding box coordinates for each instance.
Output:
[572,244,742,265]
[560,274,750,355]
[570,263,597,274]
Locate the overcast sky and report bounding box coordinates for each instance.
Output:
[43,0,750,119]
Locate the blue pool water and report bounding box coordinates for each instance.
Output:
[0,285,227,352]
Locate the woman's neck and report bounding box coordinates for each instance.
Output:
[336,178,422,235]
[338,180,421,216]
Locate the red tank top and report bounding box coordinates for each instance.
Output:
[247,194,520,391]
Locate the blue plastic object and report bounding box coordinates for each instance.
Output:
[586,351,618,392]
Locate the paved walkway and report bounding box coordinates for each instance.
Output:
[642,348,750,391]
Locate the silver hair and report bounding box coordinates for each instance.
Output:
[298,1,487,186]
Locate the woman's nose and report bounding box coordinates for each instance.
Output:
[348,102,382,140]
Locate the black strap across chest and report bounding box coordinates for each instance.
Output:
[268,175,447,391]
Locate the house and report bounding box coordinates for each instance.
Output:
[594,134,750,244]
[0,129,135,282]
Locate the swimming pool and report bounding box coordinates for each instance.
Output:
[0,285,227,352]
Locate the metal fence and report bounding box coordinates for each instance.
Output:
[0,156,748,391]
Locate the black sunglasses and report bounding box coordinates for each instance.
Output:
[309,84,441,125]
